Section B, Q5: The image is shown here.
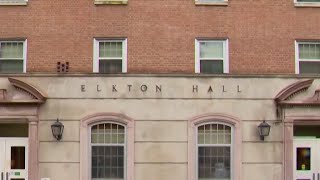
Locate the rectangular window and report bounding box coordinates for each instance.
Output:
[0,41,26,73]
[91,123,126,180]
[295,41,320,74]
[194,0,228,5]
[295,0,320,6]
[197,123,232,180]
[93,39,127,73]
[195,39,229,74]
[0,0,28,5]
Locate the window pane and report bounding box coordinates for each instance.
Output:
[299,44,320,59]
[200,41,224,59]
[200,60,223,74]
[0,42,23,59]
[99,42,122,58]
[11,146,25,169]
[297,0,320,2]
[91,123,125,145]
[296,147,311,170]
[0,60,23,73]
[91,146,124,179]
[198,124,231,145]
[299,61,320,74]
[198,147,231,180]
[99,60,122,73]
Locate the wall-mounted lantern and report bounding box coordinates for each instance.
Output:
[51,118,64,141]
[258,120,271,141]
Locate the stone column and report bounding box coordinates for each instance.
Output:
[28,118,39,180]
[284,121,293,180]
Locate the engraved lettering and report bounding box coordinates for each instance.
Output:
[128,85,132,92]
[208,86,213,93]
[156,85,162,93]
[112,85,117,92]
[81,85,86,92]
[237,85,241,93]
[141,85,148,92]
[193,85,198,93]
[223,85,227,92]
[97,84,101,92]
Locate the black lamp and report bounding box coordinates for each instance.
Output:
[258,120,271,141]
[51,118,64,141]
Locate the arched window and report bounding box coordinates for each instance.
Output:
[90,122,126,180]
[188,113,241,180]
[80,113,134,180]
[197,123,233,180]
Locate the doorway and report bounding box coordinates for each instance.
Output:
[293,125,320,180]
[0,138,28,180]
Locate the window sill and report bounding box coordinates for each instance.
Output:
[294,2,320,7]
[195,1,228,6]
[0,0,27,5]
[94,0,127,5]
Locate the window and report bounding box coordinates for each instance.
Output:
[0,0,28,5]
[294,0,320,6]
[295,41,320,74]
[0,41,26,73]
[197,123,232,180]
[195,39,229,74]
[90,122,126,180]
[93,39,127,73]
[94,0,128,5]
[194,0,228,5]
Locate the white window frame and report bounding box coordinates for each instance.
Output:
[195,39,229,74]
[89,121,127,180]
[294,0,320,7]
[196,122,234,180]
[194,0,228,6]
[93,38,127,73]
[0,0,28,6]
[0,40,27,73]
[295,41,320,74]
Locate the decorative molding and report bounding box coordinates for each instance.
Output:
[279,89,320,106]
[0,77,48,104]
[275,79,314,102]
[274,79,316,118]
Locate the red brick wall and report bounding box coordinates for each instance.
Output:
[0,0,319,74]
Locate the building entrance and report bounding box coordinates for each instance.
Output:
[0,123,29,180]
[293,124,320,180]
[293,138,320,180]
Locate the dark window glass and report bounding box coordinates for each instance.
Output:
[200,60,223,74]
[297,0,320,2]
[299,61,320,74]
[0,124,28,137]
[91,146,124,179]
[198,147,230,179]
[0,60,23,73]
[99,60,122,73]
[11,147,25,169]
[296,147,311,170]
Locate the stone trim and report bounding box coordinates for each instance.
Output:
[8,78,47,103]
[188,113,242,180]
[275,79,313,102]
[80,112,134,180]
[279,89,320,106]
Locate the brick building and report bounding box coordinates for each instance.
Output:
[0,0,319,179]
